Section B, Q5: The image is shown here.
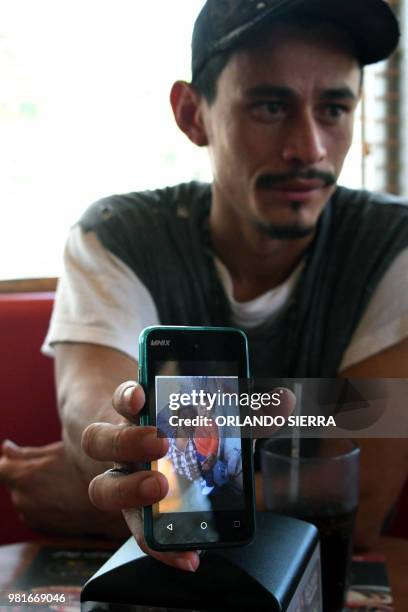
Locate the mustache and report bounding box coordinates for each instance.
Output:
[256,169,336,189]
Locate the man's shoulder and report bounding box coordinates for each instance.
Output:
[331,186,408,240]
[334,186,408,216]
[79,181,212,231]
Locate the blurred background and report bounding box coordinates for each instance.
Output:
[0,0,407,281]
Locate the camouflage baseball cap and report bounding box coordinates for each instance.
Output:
[192,0,400,80]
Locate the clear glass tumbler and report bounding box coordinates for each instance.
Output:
[261,438,360,612]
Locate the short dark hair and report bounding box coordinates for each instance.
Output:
[191,50,232,105]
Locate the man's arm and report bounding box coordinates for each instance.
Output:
[339,337,408,550]
[54,342,137,479]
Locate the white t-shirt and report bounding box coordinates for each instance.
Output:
[42,225,408,372]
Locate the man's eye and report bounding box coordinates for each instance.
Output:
[250,101,286,121]
[322,104,349,119]
[265,101,285,114]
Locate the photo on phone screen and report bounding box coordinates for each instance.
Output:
[139,327,255,551]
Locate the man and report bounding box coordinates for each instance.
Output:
[2,0,408,573]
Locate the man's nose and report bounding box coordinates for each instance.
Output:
[281,110,327,166]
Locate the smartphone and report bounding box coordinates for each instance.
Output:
[138,326,255,551]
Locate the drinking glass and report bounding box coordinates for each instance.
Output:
[261,438,360,612]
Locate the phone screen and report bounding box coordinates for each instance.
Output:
[140,328,255,549]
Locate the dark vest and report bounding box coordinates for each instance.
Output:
[80,182,408,377]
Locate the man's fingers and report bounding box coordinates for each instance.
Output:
[0,456,14,485]
[0,453,53,486]
[112,381,145,421]
[2,439,63,460]
[275,387,297,418]
[82,423,168,463]
[1,440,22,459]
[137,536,200,572]
[88,469,168,511]
[252,388,297,437]
[122,508,200,572]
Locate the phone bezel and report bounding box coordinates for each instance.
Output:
[139,326,255,551]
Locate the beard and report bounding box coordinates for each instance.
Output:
[254,218,316,240]
[253,200,317,240]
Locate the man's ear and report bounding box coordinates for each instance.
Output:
[170,80,208,147]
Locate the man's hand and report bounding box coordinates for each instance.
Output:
[81,381,201,573]
[0,439,128,538]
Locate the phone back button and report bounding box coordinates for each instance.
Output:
[200,521,208,530]
[166,523,174,531]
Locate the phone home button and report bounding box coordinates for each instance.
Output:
[200,521,208,530]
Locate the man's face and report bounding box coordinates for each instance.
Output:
[199,23,361,239]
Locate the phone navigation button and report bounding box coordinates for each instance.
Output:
[166,523,174,531]
[200,521,208,530]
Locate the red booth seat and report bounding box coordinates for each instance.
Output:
[0,292,60,544]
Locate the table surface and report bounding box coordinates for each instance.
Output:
[0,536,407,610]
